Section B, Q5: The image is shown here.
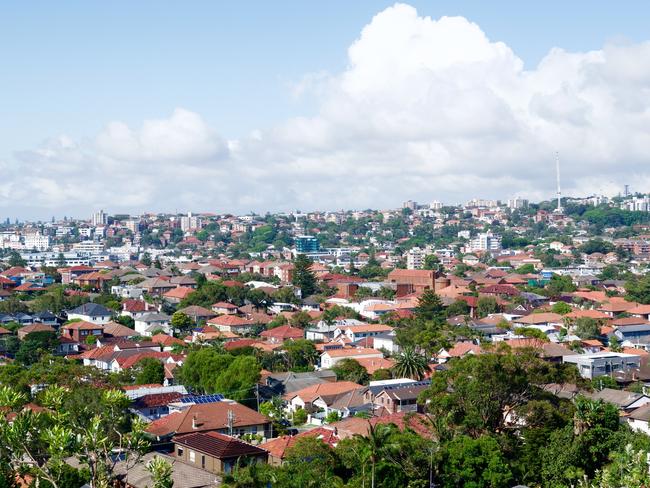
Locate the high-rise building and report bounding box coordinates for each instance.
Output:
[92,210,107,226]
[507,197,529,209]
[403,200,417,211]
[430,200,443,210]
[294,235,320,254]
[468,232,502,252]
[406,247,425,269]
[180,213,202,232]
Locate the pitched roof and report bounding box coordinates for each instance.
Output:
[162,286,195,300]
[321,347,382,358]
[173,431,267,459]
[260,325,304,341]
[68,303,113,316]
[284,381,363,402]
[146,402,270,437]
[207,315,254,327]
[61,320,103,331]
[260,427,340,459]
[514,312,564,325]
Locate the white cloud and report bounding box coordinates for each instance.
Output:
[5,3,650,217]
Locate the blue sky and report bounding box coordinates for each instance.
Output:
[2,2,650,218]
[2,1,648,154]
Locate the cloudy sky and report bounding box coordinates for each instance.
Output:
[3,1,650,219]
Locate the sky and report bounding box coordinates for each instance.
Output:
[2,1,650,219]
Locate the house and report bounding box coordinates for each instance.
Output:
[512,312,564,328]
[211,302,239,315]
[162,286,195,304]
[60,321,103,343]
[334,323,394,343]
[134,312,172,336]
[102,321,138,339]
[614,325,650,345]
[139,277,177,295]
[66,303,113,324]
[132,392,183,421]
[585,388,650,412]
[259,370,337,400]
[283,381,363,414]
[627,403,650,434]
[121,299,154,319]
[372,381,430,414]
[563,352,642,379]
[173,431,268,475]
[328,412,433,440]
[372,331,400,354]
[320,347,384,369]
[259,325,304,344]
[176,305,217,324]
[151,333,185,350]
[17,323,55,340]
[387,269,437,295]
[206,315,256,334]
[146,401,272,441]
[260,427,340,466]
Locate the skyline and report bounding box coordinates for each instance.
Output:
[3,2,650,218]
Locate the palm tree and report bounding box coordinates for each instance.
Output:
[392,346,429,380]
[354,422,392,488]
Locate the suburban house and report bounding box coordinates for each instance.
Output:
[260,427,340,466]
[60,321,103,343]
[334,323,394,343]
[211,302,239,315]
[207,315,256,334]
[134,312,172,336]
[372,381,430,414]
[320,347,384,369]
[283,381,363,414]
[176,305,217,324]
[173,431,268,475]
[585,388,650,412]
[66,303,113,324]
[563,352,642,379]
[146,401,272,441]
[259,325,304,344]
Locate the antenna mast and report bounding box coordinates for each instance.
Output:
[555,152,563,213]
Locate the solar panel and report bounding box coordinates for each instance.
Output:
[180,394,224,404]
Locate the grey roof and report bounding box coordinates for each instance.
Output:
[629,403,650,421]
[587,388,647,408]
[368,380,431,397]
[617,325,650,334]
[138,312,171,323]
[70,452,219,488]
[68,303,112,317]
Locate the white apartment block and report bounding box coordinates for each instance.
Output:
[180,213,202,232]
[24,233,51,251]
[73,241,104,257]
[507,197,529,209]
[468,232,502,252]
[406,247,425,269]
[92,210,108,226]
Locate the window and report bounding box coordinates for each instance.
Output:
[177,447,183,457]
[189,450,195,463]
[201,455,206,469]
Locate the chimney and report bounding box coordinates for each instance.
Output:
[192,414,198,429]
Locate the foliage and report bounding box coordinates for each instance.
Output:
[574,317,602,340]
[332,359,369,384]
[146,455,174,488]
[414,290,445,321]
[392,347,428,380]
[292,254,317,297]
[16,331,58,365]
[134,357,165,385]
[170,311,193,331]
[282,339,319,372]
[625,274,650,304]
[476,297,499,318]
[551,301,572,314]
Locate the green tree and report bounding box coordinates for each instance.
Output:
[625,274,650,304]
[15,331,58,365]
[292,254,317,297]
[170,311,193,331]
[476,296,499,318]
[551,301,572,315]
[439,435,512,488]
[574,317,601,339]
[7,251,26,267]
[282,339,319,372]
[134,357,165,385]
[146,455,174,488]
[392,346,428,380]
[414,290,445,321]
[332,359,369,384]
